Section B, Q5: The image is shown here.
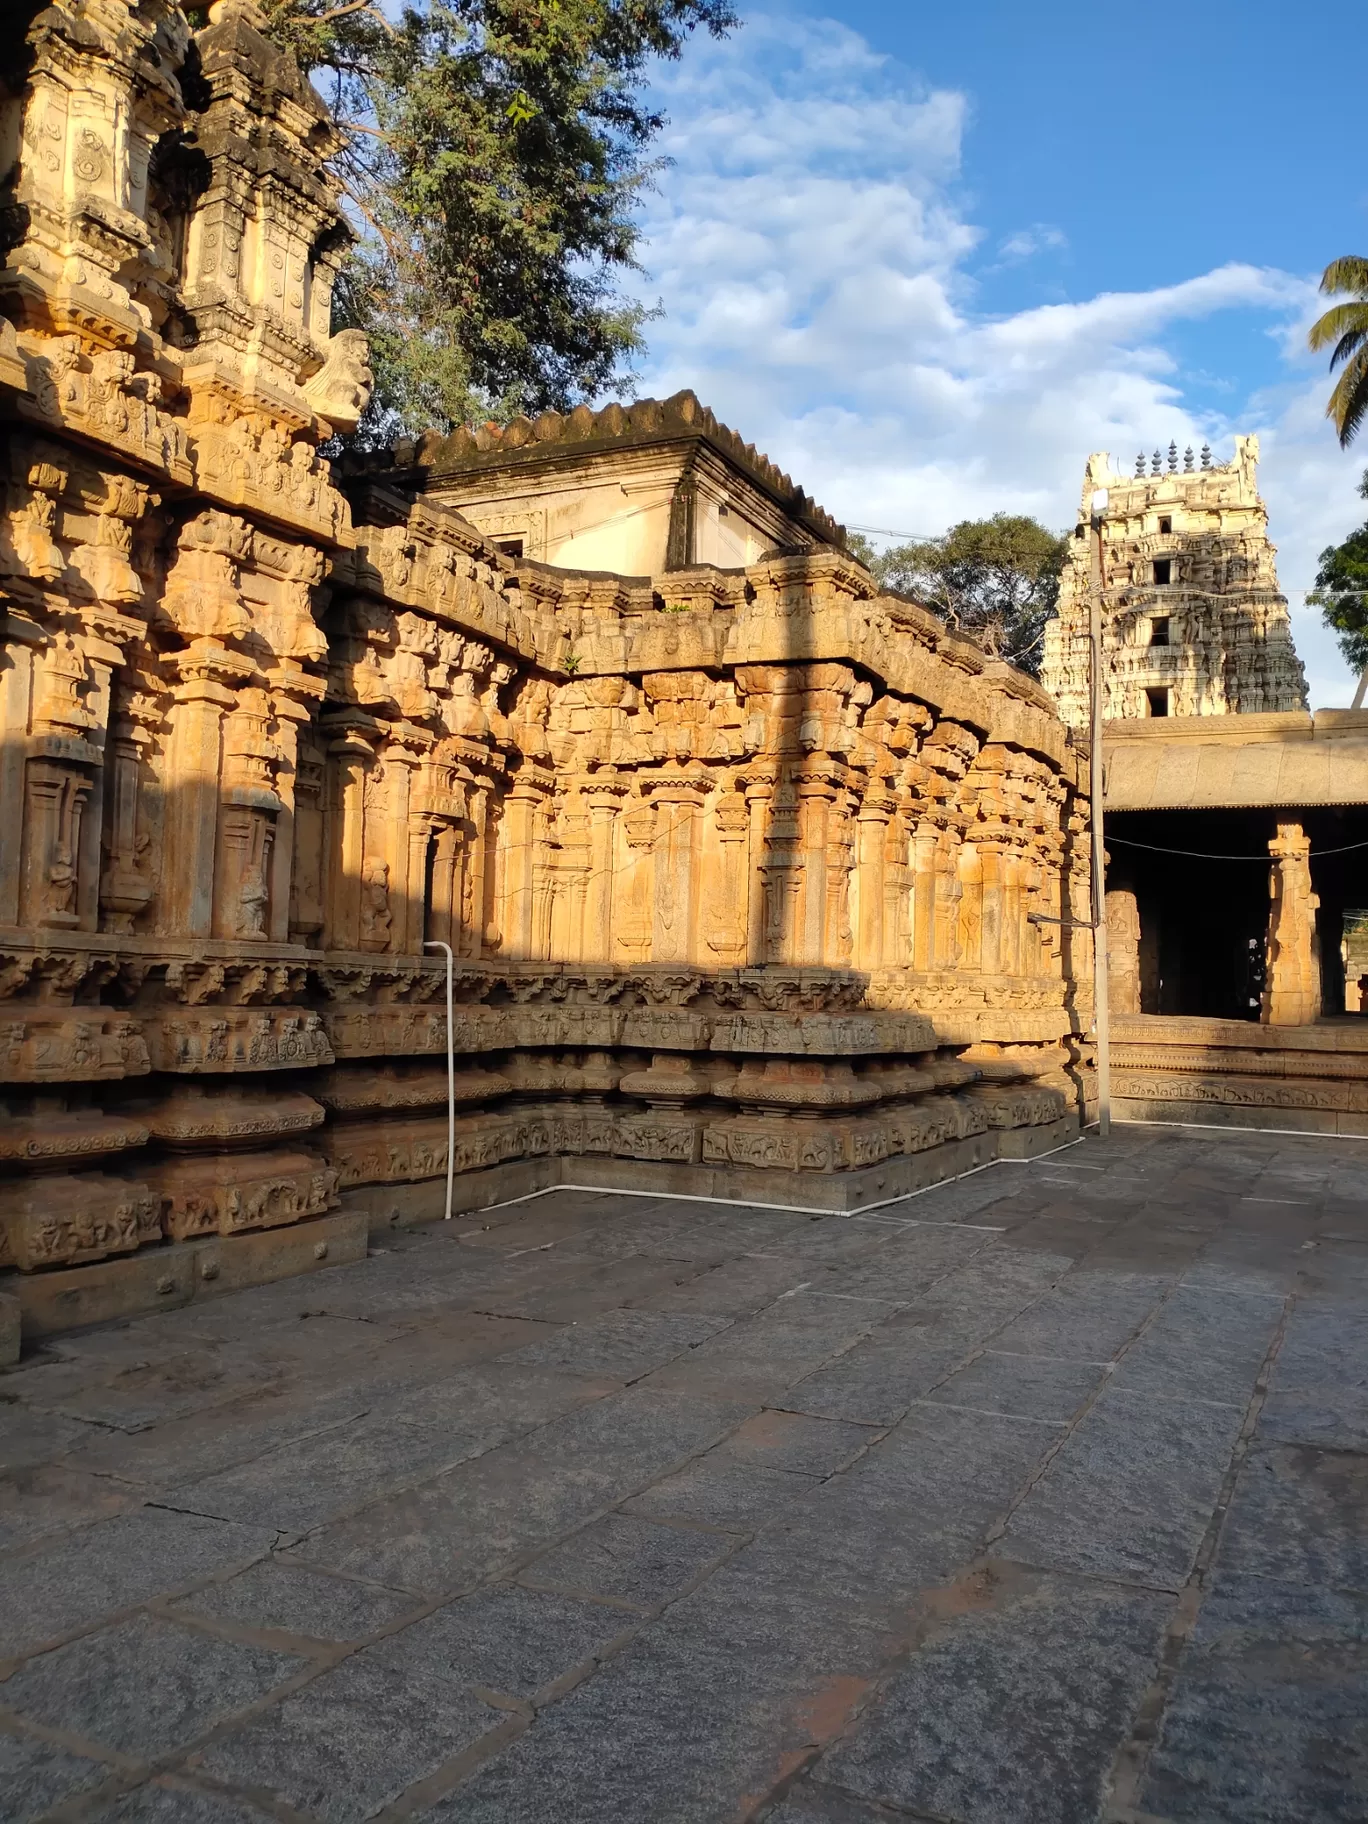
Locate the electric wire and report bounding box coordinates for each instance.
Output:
[1107,834,1368,862]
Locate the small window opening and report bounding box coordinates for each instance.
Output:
[1146,686,1170,717]
[719,503,730,519]
[1153,557,1172,585]
[1158,516,1172,535]
[495,538,524,559]
[1150,616,1170,647]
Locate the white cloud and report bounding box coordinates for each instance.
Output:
[997,224,1068,262]
[631,12,1365,705]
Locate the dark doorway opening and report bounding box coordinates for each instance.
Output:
[1153,558,1172,585]
[1146,687,1170,717]
[1106,806,1368,1020]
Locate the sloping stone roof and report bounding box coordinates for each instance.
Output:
[337,389,845,549]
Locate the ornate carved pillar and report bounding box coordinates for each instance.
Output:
[99,695,157,934]
[974,836,1007,978]
[551,797,590,962]
[0,611,44,927]
[215,687,281,942]
[460,784,490,960]
[1262,821,1321,1026]
[586,785,625,964]
[744,778,774,965]
[613,803,655,963]
[1106,888,1142,1014]
[267,684,321,946]
[17,623,104,933]
[650,777,705,964]
[533,800,557,961]
[289,744,326,946]
[161,643,249,939]
[824,795,855,967]
[956,839,984,973]
[881,808,912,966]
[384,744,421,956]
[499,777,545,960]
[933,828,963,970]
[1000,844,1023,979]
[910,821,939,971]
[324,728,373,952]
[797,779,833,966]
[406,815,433,957]
[428,822,460,950]
[20,762,91,930]
[853,796,890,972]
[704,789,750,965]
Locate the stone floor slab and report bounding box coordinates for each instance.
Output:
[0,1728,110,1822]
[718,1409,875,1477]
[641,1292,897,1403]
[0,1463,137,1554]
[0,1407,102,1475]
[294,1387,747,1593]
[414,1575,896,1824]
[197,1654,505,1823]
[0,1129,1362,1824]
[1216,1441,1368,1592]
[987,1270,1167,1361]
[922,1350,1106,1424]
[171,1559,419,1644]
[624,1458,816,1530]
[495,1309,731,1379]
[1141,1572,1368,1823]
[816,1562,1171,1824]
[518,1513,733,1608]
[633,1254,810,1318]
[999,1385,1247,1588]
[0,1613,302,1759]
[0,1507,276,1662]
[1109,1284,1284,1406]
[87,1783,282,1823]
[816,1223,993,1302]
[369,1581,635,1700]
[850,1399,1064,1540]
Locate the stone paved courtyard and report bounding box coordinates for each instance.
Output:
[1,1126,1366,1824]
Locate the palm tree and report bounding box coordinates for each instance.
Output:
[1309,257,1368,447]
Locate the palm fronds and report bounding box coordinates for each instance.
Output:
[1309,258,1368,447]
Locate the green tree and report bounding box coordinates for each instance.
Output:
[256,0,737,438]
[851,515,1068,677]
[1309,469,1368,672]
[1308,256,1368,447]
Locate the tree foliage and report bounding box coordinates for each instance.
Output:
[1308,256,1368,449]
[850,515,1068,677]
[254,0,737,438]
[1309,469,1368,674]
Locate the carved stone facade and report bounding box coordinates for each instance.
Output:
[1042,439,1308,725]
[0,0,1090,1341]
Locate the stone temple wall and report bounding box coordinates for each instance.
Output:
[0,0,1090,1338]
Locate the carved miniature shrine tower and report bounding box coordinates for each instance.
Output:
[1041,437,1308,726]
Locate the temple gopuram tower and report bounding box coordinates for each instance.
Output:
[1041,437,1308,725]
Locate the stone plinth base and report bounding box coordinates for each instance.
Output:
[3,1063,1077,1347]
[9,1211,368,1347]
[342,1112,1079,1231]
[1112,1014,1368,1136]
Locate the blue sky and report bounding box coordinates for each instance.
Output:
[628,0,1368,704]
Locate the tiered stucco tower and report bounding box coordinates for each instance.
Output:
[1041,438,1308,726]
